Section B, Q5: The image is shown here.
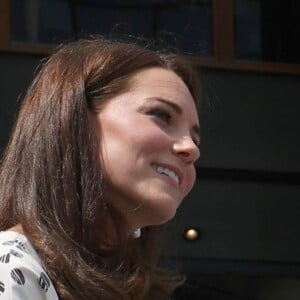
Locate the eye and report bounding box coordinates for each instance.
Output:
[193,138,201,148]
[147,108,172,124]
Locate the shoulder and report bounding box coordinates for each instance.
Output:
[0,231,58,299]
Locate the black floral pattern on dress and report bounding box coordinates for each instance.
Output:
[2,240,14,246]
[15,240,26,252]
[38,272,51,292]
[11,268,25,285]
[2,239,27,252]
[0,281,5,294]
[0,232,58,298]
[0,253,10,263]
[10,249,23,258]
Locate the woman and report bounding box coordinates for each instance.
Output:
[0,37,200,299]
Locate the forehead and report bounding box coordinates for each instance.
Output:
[128,67,199,120]
[129,67,189,94]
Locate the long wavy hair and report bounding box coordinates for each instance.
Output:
[0,37,200,299]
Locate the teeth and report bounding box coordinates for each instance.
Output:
[154,165,179,184]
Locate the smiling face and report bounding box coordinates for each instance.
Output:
[90,67,200,230]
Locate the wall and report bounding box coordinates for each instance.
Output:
[0,52,43,153]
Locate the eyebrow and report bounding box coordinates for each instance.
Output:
[150,97,201,141]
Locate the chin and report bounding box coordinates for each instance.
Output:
[145,202,179,226]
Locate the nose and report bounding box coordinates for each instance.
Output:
[172,136,200,164]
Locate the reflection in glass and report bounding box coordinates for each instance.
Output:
[157,3,212,55]
[11,0,72,43]
[235,0,300,64]
[10,0,212,56]
[235,0,261,61]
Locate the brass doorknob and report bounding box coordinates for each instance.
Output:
[183,228,200,241]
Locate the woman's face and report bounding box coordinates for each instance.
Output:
[90,67,200,230]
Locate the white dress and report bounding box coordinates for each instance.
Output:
[0,231,59,299]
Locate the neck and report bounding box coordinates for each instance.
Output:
[8,223,24,234]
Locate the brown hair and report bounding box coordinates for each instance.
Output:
[0,37,200,299]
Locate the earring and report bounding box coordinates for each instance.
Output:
[133,228,141,239]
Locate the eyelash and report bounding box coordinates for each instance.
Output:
[148,108,172,124]
[147,108,200,147]
[194,139,201,148]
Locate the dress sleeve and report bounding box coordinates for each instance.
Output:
[0,250,57,299]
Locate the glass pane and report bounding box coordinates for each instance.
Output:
[74,5,153,40]
[157,2,212,55]
[10,0,212,56]
[10,0,72,43]
[235,0,300,64]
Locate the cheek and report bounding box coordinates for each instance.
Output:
[127,123,172,154]
[100,120,171,173]
[184,167,197,196]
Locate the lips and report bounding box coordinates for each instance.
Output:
[152,163,182,186]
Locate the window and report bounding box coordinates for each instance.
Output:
[235,0,300,64]
[10,0,213,56]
